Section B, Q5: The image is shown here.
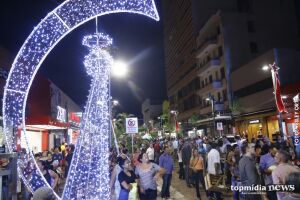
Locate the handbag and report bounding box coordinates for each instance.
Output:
[128,183,138,200]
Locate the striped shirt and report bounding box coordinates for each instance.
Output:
[135,163,160,190]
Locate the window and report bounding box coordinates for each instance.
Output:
[201,81,204,88]
[220,67,225,79]
[215,71,219,80]
[205,78,207,85]
[206,55,211,63]
[218,92,221,102]
[222,89,227,101]
[218,46,223,57]
[217,26,220,35]
[209,75,213,83]
[247,21,255,33]
[237,0,253,13]
[249,42,258,53]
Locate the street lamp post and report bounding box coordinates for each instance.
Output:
[158,116,165,136]
[110,60,128,149]
[206,96,216,137]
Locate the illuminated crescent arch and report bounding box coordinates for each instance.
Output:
[2,0,159,198]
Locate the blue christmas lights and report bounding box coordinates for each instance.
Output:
[2,0,159,198]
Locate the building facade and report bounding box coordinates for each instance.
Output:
[24,74,82,153]
[162,0,300,137]
[232,49,300,141]
[141,99,162,128]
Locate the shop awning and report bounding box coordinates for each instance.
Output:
[26,115,69,130]
[194,115,232,125]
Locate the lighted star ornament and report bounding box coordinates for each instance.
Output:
[2,0,159,198]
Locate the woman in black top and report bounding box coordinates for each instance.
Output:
[118,157,137,200]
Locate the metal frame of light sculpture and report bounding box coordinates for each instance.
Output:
[62,32,113,199]
[2,0,159,198]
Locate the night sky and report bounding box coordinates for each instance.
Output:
[0,0,166,117]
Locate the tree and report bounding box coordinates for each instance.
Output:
[231,97,242,115]
[160,100,173,133]
[113,112,135,150]
[188,113,199,124]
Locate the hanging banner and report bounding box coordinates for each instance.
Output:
[270,63,286,113]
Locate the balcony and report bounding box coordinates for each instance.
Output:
[212,80,222,89]
[200,105,212,115]
[198,58,220,76]
[196,37,218,59]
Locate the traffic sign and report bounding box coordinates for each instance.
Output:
[126,118,138,134]
[217,122,223,130]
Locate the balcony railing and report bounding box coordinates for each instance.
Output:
[198,58,220,76]
[196,37,218,58]
[214,102,225,111]
[212,80,222,89]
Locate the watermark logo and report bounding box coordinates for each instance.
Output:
[231,184,295,194]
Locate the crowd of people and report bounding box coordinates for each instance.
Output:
[19,143,75,199]
[12,132,300,200]
[108,134,300,200]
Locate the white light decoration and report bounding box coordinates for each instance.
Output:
[2,0,159,198]
[62,32,113,199]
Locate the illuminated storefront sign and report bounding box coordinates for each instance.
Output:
[57,106,66,122]
[249,119,260,124]
[293,94,299,146]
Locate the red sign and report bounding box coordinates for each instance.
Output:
[69,112,81,123]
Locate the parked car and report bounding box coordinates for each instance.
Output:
[225,135,246,146]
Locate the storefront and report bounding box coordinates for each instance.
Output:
[194,115,232,137]
[68,112,81,144]
[234,110,280,142]
[24,115,69,152]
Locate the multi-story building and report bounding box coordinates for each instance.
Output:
[25,74,82,152]
[0,47,82,151]
[232,49,300,141]
[162,0,198,116]
[141,99,162,128]
[163,0,300,136]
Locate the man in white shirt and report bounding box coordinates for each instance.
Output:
[172,138,179,158]
[146,142,155,162]
[207,143,222,199]
[207,143,221,175]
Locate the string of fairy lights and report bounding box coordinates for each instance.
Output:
[2,0,159,198]
[62,32,113,199]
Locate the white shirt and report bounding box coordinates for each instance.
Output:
[207,149,221,175]
[178,151,182,162]
[146,147,155,160]
[172,140,178,149]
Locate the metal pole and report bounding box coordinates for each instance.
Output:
[212,100,216,138]
[269,63,284,135]
[131,133,134,154]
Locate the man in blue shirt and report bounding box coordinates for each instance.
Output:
[259,144,278,200]
[159,146,174,199]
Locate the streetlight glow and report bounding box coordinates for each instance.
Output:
[112,60,128,77]
[112,99,119,106]
[281,95,288,99]
[262,65,269,71]
[206,97,210,101]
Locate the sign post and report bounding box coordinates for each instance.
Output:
[126,118,138,154]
